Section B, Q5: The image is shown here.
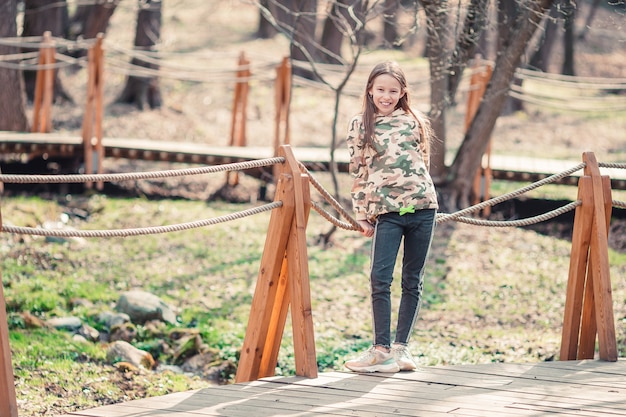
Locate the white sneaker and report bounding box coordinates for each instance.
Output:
[345,347,400,373]
[391,344,417,371]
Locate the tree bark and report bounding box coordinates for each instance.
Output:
[22,0,72,103]
[319,0,367,64]
[447,0,490,104]
[256,0,279,38]
[382,0,400,49]
[117,0,163,109]
[289,0,318,79]
[528,5,559,72]
[497,0,523,114]
[70,0,120,42]
[446,0,556,211]
[421,0,450,183]
[561,0,576,76]
[0,0,29,131]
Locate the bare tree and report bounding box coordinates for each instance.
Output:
[0,0,29,131]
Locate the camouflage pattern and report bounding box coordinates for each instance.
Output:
[347,109,438,221]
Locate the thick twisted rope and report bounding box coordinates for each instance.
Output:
[441,200,581,227]
[599,162,626,169]
[1,202,282,238]
[297,162,361,231]
[436,162,586,224]
[0,157,285,184]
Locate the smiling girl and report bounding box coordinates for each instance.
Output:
[344,61,438,373]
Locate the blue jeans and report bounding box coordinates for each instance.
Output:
[370,209,436,348]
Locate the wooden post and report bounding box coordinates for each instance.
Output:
[32,31,55,133]
[273,58,291,181]
[466,55,493,216]
[82,34,105,190]
[560,152,616,361]
[236,145,316,382]
[226,52,250,186]
[0,204,19,417]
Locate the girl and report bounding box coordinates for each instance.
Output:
[345,61,438,373]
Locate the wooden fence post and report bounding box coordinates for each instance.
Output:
[0,205,19,417]
[560,152,617,361]
[273,58,291,181]
[226,52,250,186]
[32,31,55,134]
[467,55,493,216]
[236,145,316,383]
[82,33,105,190]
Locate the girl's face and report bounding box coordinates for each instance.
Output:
[368,74,405,116]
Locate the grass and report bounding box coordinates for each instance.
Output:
[1,188,626,416]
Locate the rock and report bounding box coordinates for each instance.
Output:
[181,351,236,384]
[106,340,155,370]
[98,311,131,329]
[46,316,82,331]
[78,324,100,342]
[109,323,137,343]
[21,312,46,329]
[115,290,177,324]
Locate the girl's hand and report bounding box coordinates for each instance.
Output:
[357,220,374,237]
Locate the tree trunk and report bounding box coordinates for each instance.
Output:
[0,0,29,131]
[528,5,559,72]
[561,1,576,76]
[382,0,400,49]
[497,0,523,114]
[289,0,318,79]
[420,0,450,183]
[117,0,163,109]
[447,0,490,104]
[446,0,555,211]
[70,0,120,42]
[22,0,72,103]
[319,0,367,64]
[256,0,278,38]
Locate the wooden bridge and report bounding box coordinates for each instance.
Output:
[55,359,626,417]
[1,131,626,190]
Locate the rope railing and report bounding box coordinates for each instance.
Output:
[1,202,282,238]
[0,157,285,184]
[1,34,624,112]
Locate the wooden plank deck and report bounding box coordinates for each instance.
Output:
[56,359,626,417]
[1,131,626,189]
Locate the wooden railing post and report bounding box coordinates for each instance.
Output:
[32,31,55,134]
[560,152,617,361]
[82,33,105,190]
[226,52,250,186]
[273,57,291,181]
[0,204,19,417]
[467,55,493,216]
[236,145,316,383]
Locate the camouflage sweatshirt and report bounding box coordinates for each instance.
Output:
[347,109,438,222]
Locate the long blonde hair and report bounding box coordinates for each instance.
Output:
[361,61,434,159]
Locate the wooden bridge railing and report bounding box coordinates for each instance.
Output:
[0,149,619,417]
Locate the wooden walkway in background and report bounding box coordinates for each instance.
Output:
[1,131,626,190]
[56,360,626,417]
